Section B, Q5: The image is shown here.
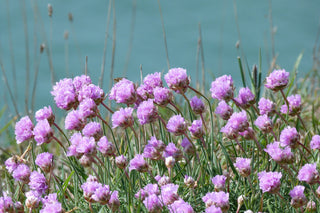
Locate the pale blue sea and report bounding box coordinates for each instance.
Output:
[0,0,319,128]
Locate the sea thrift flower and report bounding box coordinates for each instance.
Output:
[115,155,128,169]
[169,199,194,213]
[257,171,282,194]
[0,195,14,212]
[202,191,229,211]
[51,78,77,110]
[258,98,275,115]
[40,193,63,213]
[164,67,189,93]
[190,96,205,114]
[143,144,162,160]
[167,115,187,136]
[15,116,34,144]
[234,158,251,177]
[143,184,160,196]
[79,155,93,167]
[155,175,170,186]
[254,115,272,133]
[211,175,227,191]
[280,94,302,115]
[161,184,179,205]
[210,75,234,101]
[76,136,96,156]
[163,143,183,161]
[265,69,290,91]
[12,164,31,183]
[188,119,204,139]
[239,127,255,140]
[81,178,101,202]
[227,110,248,132]
[35,152,53,173]
[184,175,196,188]
[279,126,300,148]
[108,191,120,212]
[109,78,137,105]
[73,75,92,93]
[143,72,163,94]
[137,99,158,125]
[137,84,149,101]
[264,141,294,164]
[82,122,103,141]
[297,163,319,184]
[289,185,307,208]
[143,194,163,212]
[220,122,238,140]
[33,120,54,145]
[92,185,111,205]
[5,157,19,173]
[78,98,98,119]
[310,135,320,150]
[67,133,83,158]
[35,106,55,124]
[129,154,149,173]
[306,201,316,212]
[65,110,85,131]
[215,101,233,120]
[112,107,134,128]
[153,87,172,106]
[147,136,166,152]
[236,87,255,108]
[205,206,223,213]
[25,191,41,209]
[29,171,48,195]
[98,136,116,157]
[181,137,196,155]
[78,84,104,104]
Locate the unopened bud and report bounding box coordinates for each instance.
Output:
[237,195,245,206]
[306,200,316,212]
[48,4,53,17]
[79,155,92,167]
[165,156,175,169]
[68,13,73,22]
[64,31,69,40]
[115,155,128,169]
[40,43,45,53]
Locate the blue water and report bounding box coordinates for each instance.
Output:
[0,0,319,120]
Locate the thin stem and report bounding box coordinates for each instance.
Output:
[200,113,208,132]
[275,111,289,125]
[129,126,139,141]
[280,89,290,107]
[169,101,182,115]
[94,155,105,167]
[253,136,263,152]
[53,122,70,145]
[297,114,307,131]
[252,105,260,115]
[271,129,278,141]
[53,136,65,151]
[101,102,114,114]
[235,138,247,156]
[184,132,197,151]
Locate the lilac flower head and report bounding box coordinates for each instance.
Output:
[35,152,54,173]
[239,127,255,140]
[137,84,149,101]
[258,98,275,116]
[227,110,248,132]
[14,201,24,213]
[25,190,41,209]
[236,87,255,108]
[67,133,83,158]
[264,141,294,164]
[148,136,166,152]
[40,193,63,213]
[137,99,158,125]
[167,114,187,136]
[51,78,77,110]
[153,86,173,106]
[143,144,162,160]
[188,119,204,139]
[15,116,34,144]
[97,136,115,157]
[215,100,233,120]
[143,184,160,196]
[33,119,54,145]
[35,106,55,125]
[78,98,98,119]
[76,136,96,156]
[129,154,149,173]
[289,185,307,208]
[220,122,238,140]
[297,163,319,184]
[155,175,171,186]
[202,191,229,211]
[109,78,137,105]
[29,171,48,195]
[79,155,93,167]
[143,194,163,212]
[211,175,227,191]
[78,84,104,105]
[280,94,302,115]
[279,126,300,148]
[65,110,86,131]
[234,157,251,177]
[115,155,128,169]
[0,195,14,212]
[181,137,196,155]
[257,171,282,193]
[73,75,92,93]
[310,135,320,150]
[205,206,223,213]
[81,179,101,202]
[112,107,134,128]
[161,184,179,205]
[108,191,120,212]
[163,142,183,161]
[190,96,205,114]
[5,157,19,174]
[254,115,273,133]
[164,67,189,93]
[265,69,290,91]
[143,72,163,94]
[92,184,111,205]
[210,75,234,101]
[169,199,194,213]
[82,122,103,141]
[12,164,31,183]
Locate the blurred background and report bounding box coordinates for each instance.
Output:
[0,0,319,124]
